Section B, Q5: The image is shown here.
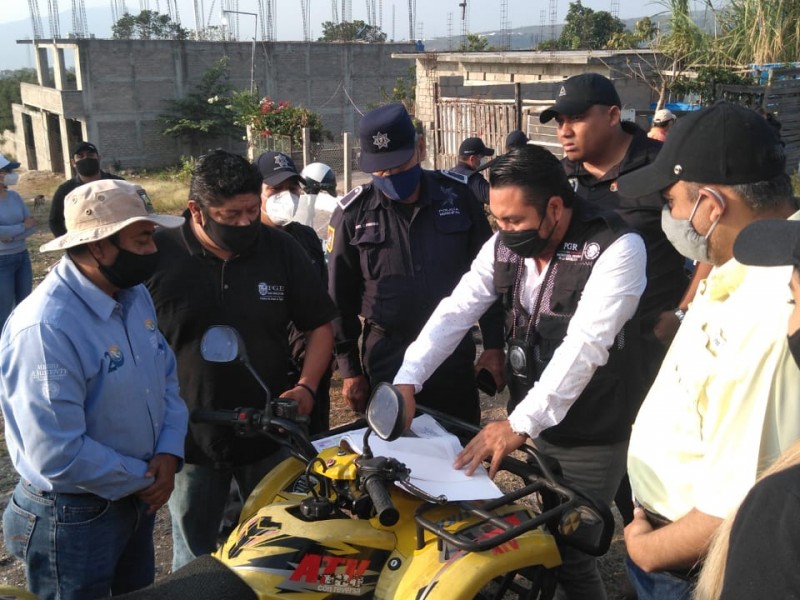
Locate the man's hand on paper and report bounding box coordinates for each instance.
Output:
[453,420,527,479]
[395,383,417,431]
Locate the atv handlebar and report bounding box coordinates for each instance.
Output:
[190,405,317,463]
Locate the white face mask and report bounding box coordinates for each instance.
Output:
[661,187,725,264]
[2,172,18,186]
[264,190,298,226]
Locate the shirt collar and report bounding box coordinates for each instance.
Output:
[702,259,748,302]
[56,255,127,321]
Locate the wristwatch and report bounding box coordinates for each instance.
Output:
[674,308,686,323]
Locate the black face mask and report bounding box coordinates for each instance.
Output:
[788,329,800,370]
[97,244,159,289]
[498,218,558,259]
[203,213,261,255]
[75,157,100,178]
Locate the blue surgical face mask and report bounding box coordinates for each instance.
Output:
[371,163,422,201]
[661,188,725,264]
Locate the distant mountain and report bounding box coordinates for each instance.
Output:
[0,7,116,70]
[420,11,715,52]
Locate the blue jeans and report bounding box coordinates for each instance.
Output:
[0,250,33,327]
[169,452,287,571]
[2,480,155,600]
[625,556,694,600]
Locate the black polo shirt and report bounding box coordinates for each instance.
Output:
[562,122,688,327]
[147,213,337,465]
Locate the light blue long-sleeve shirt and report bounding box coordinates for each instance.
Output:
[0,255,188,500]
[0,189,35,255]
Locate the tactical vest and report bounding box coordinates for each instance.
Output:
[493,200,642,446]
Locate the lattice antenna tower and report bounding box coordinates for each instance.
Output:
[28,0,44,39]
[460,0,469,49]
[330,0,339,23]
[47,0,62,37]
[71,0,88,37]
[391,3,395,40]
[192,0,204,36]
[266,0,275,41]
[417,20,423,40]
[610,0,620,19]
[538,8,545,45]
[139,0,149,9]
[378,0,382,30]
[301,0,310,40]
[165,0,180,22]
[447,11,452,50]
[342,0,352,22]
[500,0,510,50]
[548,0,557,44]
[407,0,414,40]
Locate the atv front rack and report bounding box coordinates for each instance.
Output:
[413,476,577,553]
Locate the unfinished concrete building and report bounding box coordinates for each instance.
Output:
[12,38,414,173]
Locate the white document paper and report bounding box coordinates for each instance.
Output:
[312,414,503,501]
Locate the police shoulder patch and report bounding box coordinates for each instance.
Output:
[439,169,469,185]
[337,185,367,211]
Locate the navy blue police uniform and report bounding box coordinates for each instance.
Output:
[327,169,504,424]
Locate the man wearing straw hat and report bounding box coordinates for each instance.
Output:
[0,179,188,600]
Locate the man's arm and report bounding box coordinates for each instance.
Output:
[49,182,69,237]
[625,507,722,572]
[327,208,365,379]
[280,322,334,415]
[394,235,500,394]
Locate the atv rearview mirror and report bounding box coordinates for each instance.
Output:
[366,382,406,442]
[200,325,272,405]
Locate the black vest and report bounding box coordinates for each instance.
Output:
[494,199,642,446]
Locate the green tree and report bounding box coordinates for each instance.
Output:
[459,33,490,52]
[160,58,241,154]
[557,1,625,50]
[375,66,416,114]
[0,69,36,133]
[318,20,386,42]
[112,10,188,40]
[606,16,657,49]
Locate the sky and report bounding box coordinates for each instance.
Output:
[0,0,677,43]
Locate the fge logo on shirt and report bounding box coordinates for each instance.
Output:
[258,282,285,301]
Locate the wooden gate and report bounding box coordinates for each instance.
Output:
[432,98,562,169]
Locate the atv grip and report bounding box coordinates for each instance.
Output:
[364,476,399,526]
[190,408,240,424]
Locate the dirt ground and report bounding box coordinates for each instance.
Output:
[0,172,631,598]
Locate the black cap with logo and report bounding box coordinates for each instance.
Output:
[72,141,99,156]
[617,101,786,198]
[254,151,305,187]
[458,137,495,157]
[358,103,417,173]
[540,73,622,124]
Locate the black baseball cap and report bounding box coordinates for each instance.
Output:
[72,141,98,156]
[539,73,621,123]
[254,151,305,187]
[734,219,800,269]
[459,137,495,157]
[618,102,786,198]
[359,103,417,172]
[505,130,529,150]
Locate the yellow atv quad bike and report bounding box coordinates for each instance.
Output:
[1,326,614,600]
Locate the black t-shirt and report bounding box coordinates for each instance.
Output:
[562,123,688,327]
[147,214,337,465]
[720,464,800,600]
[49,172,125,237]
